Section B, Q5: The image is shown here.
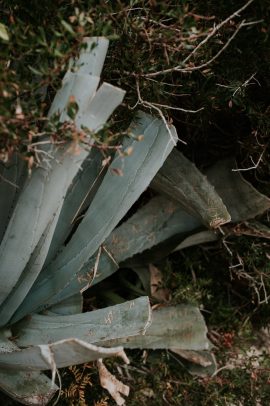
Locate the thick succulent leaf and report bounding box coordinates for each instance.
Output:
[104,196,200,262]
[49,37,109,118]
[132,267,151,296]
[69,37,109,76]
[0,369,58,405]
[45,293,82,316]
[151,149,231,228]
[14,112,177,320]
[77,82,126,130]
[0,38,110,306]
[37,195,200,307]
[170,349,217,377]
[48,252,119,306]
[45,148,104,266]
[13,297,151,347]
[206,159,270,222]
[49,73,100,121]
[173,230,218,251]
[0,205,62,327]
[0,338,126,370]
[0,147,87,307]
[0,37,125,313]
[0,329,58,405]
[98,305,210,351]
[0,155,27,243]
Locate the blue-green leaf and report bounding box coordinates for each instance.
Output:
[13,112,177,321]
[14,297,151,347]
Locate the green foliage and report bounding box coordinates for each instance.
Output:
[1,0,269,167]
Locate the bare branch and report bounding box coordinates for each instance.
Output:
[135,78,180,146]
[143,0,255,78]
[150,101,204,114]
[182,0,255,65]
[232,149,265,172]
[144,20,245,78]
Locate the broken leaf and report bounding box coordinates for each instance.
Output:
[151,149,231,228]
[97,305,211,351]
[206,159,270,222]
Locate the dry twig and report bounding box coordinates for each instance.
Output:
[142,0,254,78]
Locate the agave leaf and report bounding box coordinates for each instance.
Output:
[151,149,231,228]
[0,339,127,370]
[0,37,125,312]
[45,293,83,316]
[132,267,151,296]
[103,196,200,263]
[44,148,104,266]
[49,37,109,118]
[0,147,87,307]
[14,112,177,320]
[69,37,109,76]
[0,155,27,243]
[0,204,62,327]
[49,196,201,306]
[173,230,218,251]
[206,159,270,222]
[45,84,125,267]
[0,329,58,405]
[170,349,217,377]
[0,369,58,405]
[13,297,151,347]
[98,305,210,351]
[50,73,100,122]
[77,82,125,130]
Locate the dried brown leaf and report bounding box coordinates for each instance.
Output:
[97,359,130,406]
[149,264,171,302]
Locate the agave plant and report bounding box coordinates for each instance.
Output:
[0,37,209,405]
[1,36,270,405]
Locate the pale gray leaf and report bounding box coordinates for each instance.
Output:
[69,37,109,77]
[170,349,217,377]
[98,305,210,351]
[0,204,62,327]
[173,230,218,251]
[151,149,231,228]
[49,73,100,120]
[0,369,58,405]
[14,297,151,347]
[0,156,27,243]
[206,159,270,222]
[0,339,126,370]
[49,196,200,306]
[45,148,104,266]
[77,82,126,130]
[0,145,89,307]
[0,329,58,404]
[14,112,177,320]
[45,293,82,316]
